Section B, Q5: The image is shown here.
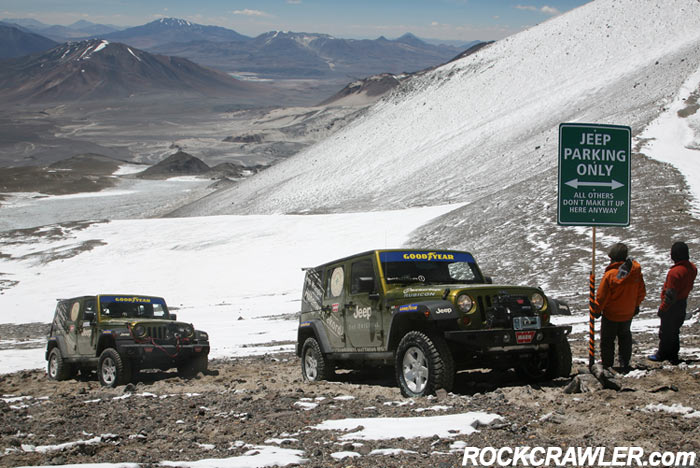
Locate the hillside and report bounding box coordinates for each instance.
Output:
[168,0,700,310]
[0,39,268,103]
[172,0,700,217]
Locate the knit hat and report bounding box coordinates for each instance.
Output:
[671,241,689,262]
[608,243,628,262]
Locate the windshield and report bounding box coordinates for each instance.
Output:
[99,295,169,319]
[380,251,482,284]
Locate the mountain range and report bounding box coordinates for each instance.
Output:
[0,17,478,80]
[0,24,57,59]
[0,39,268,103]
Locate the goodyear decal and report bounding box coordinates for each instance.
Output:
[379,251,475,263]
[99,295,166,305]
[299,321,312,328]
[398,304,419,313]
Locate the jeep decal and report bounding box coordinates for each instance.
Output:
[434,307,452,314]
[353,306,372,319]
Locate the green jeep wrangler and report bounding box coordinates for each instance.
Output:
[297,250,572,397]
[46,295,210,387]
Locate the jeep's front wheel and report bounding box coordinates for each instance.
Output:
[47,347,72,381]
[395,331,454,397]
[301,337,333,382]
[517,337,572,381]
[178,354,208,379]
[98,348,132,387]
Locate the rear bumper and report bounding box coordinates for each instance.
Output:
[443,325,571,351]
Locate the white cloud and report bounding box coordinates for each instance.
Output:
[232,9,269,17]
[515,4,538,11]
[541,6,561,15]
[515,4,561,15]
[286,0,303,4]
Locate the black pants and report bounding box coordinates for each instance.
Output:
[600,316,632,368]
[657,299,687,361]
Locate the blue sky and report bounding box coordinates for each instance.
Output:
[1,0,592,41]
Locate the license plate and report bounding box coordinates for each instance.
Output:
[513,316,540,330]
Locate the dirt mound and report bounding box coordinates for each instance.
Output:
[137,151,210,179]
[48,153,123,175]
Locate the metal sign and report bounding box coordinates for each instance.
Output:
[558,123,631,226]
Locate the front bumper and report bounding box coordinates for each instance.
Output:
[117,341,210,365]
[443,325,571,351]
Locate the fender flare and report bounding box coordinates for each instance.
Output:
[46,336,69,360]
[297,320,332,355]
[387,300,459,350]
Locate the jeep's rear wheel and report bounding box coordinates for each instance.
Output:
[47,348,72,381]
[395,331,454,397]
[98,348,132,387]
[301,337,333,381]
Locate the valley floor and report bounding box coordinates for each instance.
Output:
[0,311,699,468]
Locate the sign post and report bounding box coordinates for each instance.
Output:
[558,123,631,369]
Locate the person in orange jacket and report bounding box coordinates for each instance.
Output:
[649,241,697,364]
[595,243,646,372]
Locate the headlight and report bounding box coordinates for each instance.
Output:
[530,292,546,310]
[457,294,474,312]
[132,324,147,339]
[177,324,194,337]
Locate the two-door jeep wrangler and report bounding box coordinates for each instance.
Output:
[46,294,210,387]
[297,249,572,397]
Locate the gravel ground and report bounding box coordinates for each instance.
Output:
[1,313,699,468]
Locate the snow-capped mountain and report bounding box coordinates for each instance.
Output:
[0,39,266,102]
[101,17,251,48]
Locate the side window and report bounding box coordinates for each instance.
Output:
[53,301,70,332]
[326,266,345,298]
[302,268,324,312]
[351,259,375,294]
[84,299,95,321]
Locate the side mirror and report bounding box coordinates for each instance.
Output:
[484,276,493,284]
[170,313,178,321]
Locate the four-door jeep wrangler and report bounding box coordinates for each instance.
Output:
[46,294,210,387]
[297,249,572,397]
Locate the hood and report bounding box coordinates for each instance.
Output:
[384,283,543,302]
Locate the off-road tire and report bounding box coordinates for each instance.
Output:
[395,331,455,397]
[47,347,72,381]
[301,337,333,382]
[548,337,572,378]
[98,348,132,388]
[178,354,208,379]
[517,337,572,381]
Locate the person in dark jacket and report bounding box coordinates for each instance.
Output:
[649,241,697,364]
[595,243,646,372]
